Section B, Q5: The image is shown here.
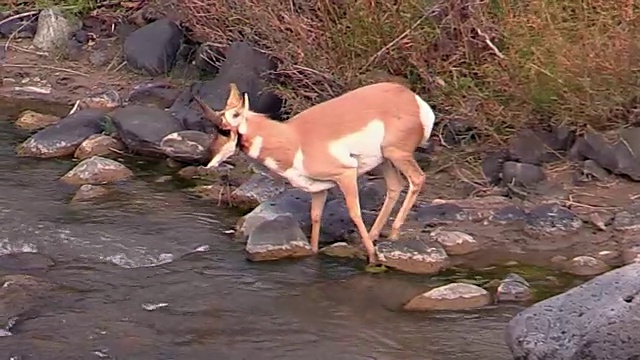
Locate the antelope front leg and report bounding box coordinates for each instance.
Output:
[335,169,377,264]
[310,190,328,253]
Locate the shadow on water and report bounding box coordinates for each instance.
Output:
[0,99,531,359]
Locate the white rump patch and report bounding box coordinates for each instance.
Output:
[415,94,436,144]
[327,119,385,174]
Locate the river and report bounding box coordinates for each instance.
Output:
[0,100,517,359]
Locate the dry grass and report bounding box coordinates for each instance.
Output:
[171,0,639,146]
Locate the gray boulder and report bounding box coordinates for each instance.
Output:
[505,263,640,360]
[124,18,184,76]
[109,105,184,157]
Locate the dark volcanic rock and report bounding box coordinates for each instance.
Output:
[229,173,288,209]
[169,41,283,133]
[490,205,528,224]
[109,105,184,157]
[524,203,582,242]
[127,82,181,109]
[123,18,184,76]
[16,109,106,158]
[412,203,466,226]
[482,150,508,185]
[502,161,547,187]
[237,180,385,243]
[570,128,640,181]
[506,263,640,360]
[0,13,38,39]
[60,156,133,185]
[508,128,575,165]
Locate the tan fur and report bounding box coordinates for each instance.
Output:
[194,82,435,266]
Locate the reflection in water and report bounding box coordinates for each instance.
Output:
[0,105,515,359]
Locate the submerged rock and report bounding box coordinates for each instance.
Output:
[506,263,640,360]
[71,184,112,202]
[0,274,58,329]
[15,108,106,158]
[74,134,125,160]
[375,238,449,274]
[496,273,533,303]
[404,283,491,311]
[60,156,133,185]
[14,110,60,131]
[245,215,313,261]
[564,255,610,276]
[319,242,363,258]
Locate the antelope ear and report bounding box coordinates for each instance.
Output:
[226,83,243,109]
[241,93,250,115]
[193,96,222,128]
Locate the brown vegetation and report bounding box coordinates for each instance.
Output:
[174,0,638,146]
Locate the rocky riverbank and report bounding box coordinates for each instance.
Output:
[3,5,640,357]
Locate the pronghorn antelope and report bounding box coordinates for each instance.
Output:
[193,82,435,266]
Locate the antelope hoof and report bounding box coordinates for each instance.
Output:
[388,230,400,241]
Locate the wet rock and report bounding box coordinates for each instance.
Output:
[376,238,449,274]
[594,250,619,262]
[496,273,533,302]
[524,204,582,240]
[430,229,479,255]
[622,245,640,264]
[109,105,184,157]
[412,203,466,226]
[237,180,385,242]
[0,12,38,39]
[160,130,213,165]
[502,161,546,187]
[124,18,184,76]
[245,215,313,261]
[0,253,55,271]
[170,41,282,133]
[565,255,611,276]
[127,82,181,109]
[60,156,133,185]
[15,109,106,158]
[32,7,74,53]
[71,184,112,202]
[74,134,125,160]
[490,205,527,224]
[319,242,363,258]
[73,89,122,113]
[13,110,60,131]
[404,283,491,311]
[229,173,289,209]
[612,204,640,232]
[481,150,508,185]
[0,274,58,328]
[506,263,640,360]
[581,159,610,181]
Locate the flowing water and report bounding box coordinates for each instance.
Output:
[0,100,518,359]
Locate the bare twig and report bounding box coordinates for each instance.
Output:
[2,64,89,76]
[476,28,505,59]
[0,10,39,29]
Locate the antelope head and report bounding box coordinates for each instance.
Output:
[193,83,251,168]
